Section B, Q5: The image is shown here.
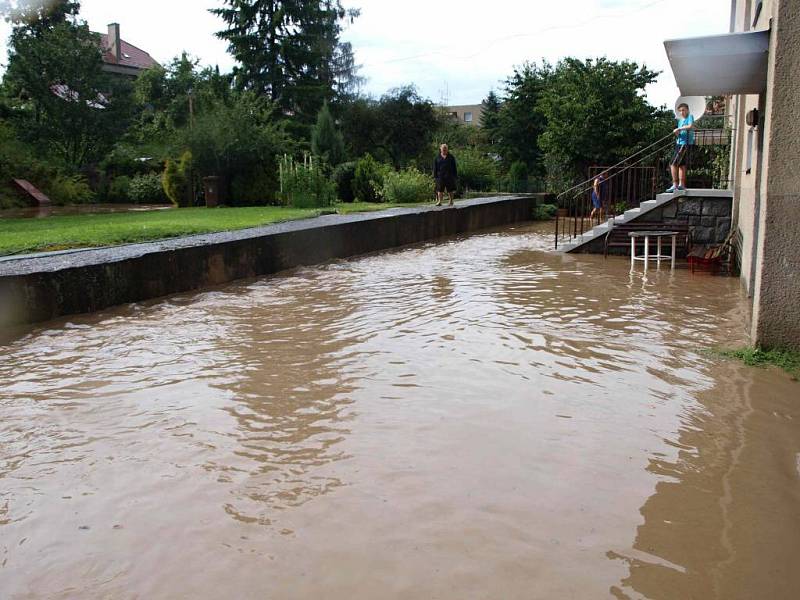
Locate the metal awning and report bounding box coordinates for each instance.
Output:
[664,29,770,96]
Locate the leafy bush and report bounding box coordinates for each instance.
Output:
[182,91,288,206]
[279,155,336,208]
[509,160,529,192]
[162,151,192,207]
[332,161,357,202]
[456,148,497,192]
[129,173,169,204]
[353,153,391,202]
[231,169,278,205]
[0,120,56,208]
[108,175,131,203]
[382,168,434,203]
[532,203,557,220]
[47,174,95,205]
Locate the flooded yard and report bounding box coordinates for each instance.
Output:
[1,222,798,599]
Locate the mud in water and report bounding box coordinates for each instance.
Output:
[1,222,799,599]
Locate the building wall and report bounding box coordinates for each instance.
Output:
[731,0,769,295]
[731,0,800,348]
[445,104,484,127]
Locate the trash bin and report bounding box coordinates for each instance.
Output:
[203,176,222,208]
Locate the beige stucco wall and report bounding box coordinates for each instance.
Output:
[730,0,800,348]
[445,104,484,127]
[749,0,800,348]
[731,0,770,295]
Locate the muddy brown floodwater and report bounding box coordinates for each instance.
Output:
[1,222,799,599]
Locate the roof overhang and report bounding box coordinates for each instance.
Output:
[664,29,770,96]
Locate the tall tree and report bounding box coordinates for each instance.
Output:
[495,62,552,175]
[537,57,670,178]
[211,0,360,124]
[339,86,438,168]
[2,20,133,169]
[480,90,501,145]
[0,0,80,35]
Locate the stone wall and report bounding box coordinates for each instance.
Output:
[0,195,546,328]
[575,192,733,255]
[653,196,732,245]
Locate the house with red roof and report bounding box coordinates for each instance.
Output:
[98,23,159,77]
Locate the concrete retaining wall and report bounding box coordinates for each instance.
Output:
[0,195,544,327]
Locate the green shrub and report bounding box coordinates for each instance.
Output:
[231,169,279,205]
[108,175,132,203]
[129,173,168,204]
[456,148,497,192]
[509,161,529,193]
[163,150,193,207]
[353,153,390,202]
[182,91,289,207]
[279,155,336,208]
[47,174,95,205]
[332,161,357,202]
[532,203,557,220]
[0,120,56,208]
[382,168,434,203]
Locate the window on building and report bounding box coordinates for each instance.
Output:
[464,112,473,123]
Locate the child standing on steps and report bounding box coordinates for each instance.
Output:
[667,102,696,193]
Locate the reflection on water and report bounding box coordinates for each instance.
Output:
[0,203,173,219]
[1,222,798,599]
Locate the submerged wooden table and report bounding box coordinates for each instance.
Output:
[629,231,678,270]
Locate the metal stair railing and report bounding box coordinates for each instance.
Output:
[554,134,676,249]
[554,127,734,250]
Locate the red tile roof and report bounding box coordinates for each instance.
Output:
[98,33,159,71]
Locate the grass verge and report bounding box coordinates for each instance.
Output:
[714,346,800,379]
[0,206,319,256]
[0,202,441,256]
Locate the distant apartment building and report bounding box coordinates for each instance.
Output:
[98,23,159,78]
[665,0,800,348]
[445,104,484,127]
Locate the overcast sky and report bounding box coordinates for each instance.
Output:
[1,0,732,108]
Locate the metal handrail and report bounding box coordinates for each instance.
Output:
[553,127,733,249]
[556,132,676,201]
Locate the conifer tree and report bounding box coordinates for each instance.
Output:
[311,101,344,166]
[480,90,501,145]
[211,0,361,124]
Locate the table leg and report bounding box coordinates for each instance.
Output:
[631,236,635,269]
[671,234,676,270]
[644,235,649,272]
[657,236,662,269]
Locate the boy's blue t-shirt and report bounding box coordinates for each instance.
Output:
[677,114,695,145]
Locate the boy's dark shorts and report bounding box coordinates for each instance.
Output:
[671,144,690,167]
[435,177,456,193]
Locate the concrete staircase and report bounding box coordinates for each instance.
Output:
[558,191,685,253]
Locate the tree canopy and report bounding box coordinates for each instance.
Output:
[537,57,671,177]
[0,0,80,35]
[340,86,438,168]
[2,19,133,169]
[211,0,361,126]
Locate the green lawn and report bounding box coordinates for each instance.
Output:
[0,201,439,256]
[0,206,319,256]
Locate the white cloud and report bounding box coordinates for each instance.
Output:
[1,0,732,107]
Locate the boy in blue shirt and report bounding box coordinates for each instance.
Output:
[667,103,695,193]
